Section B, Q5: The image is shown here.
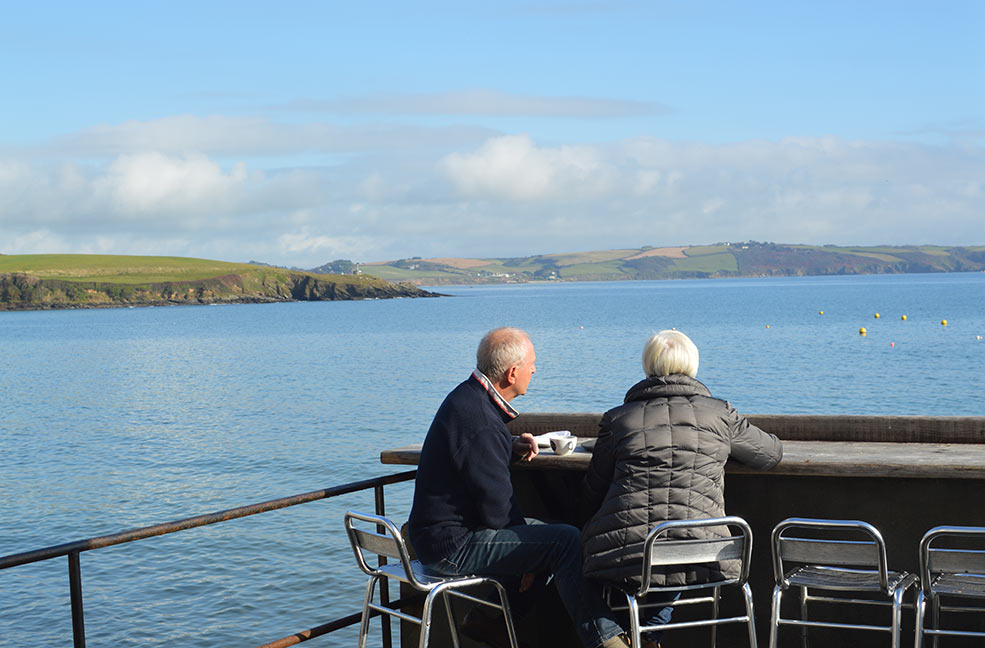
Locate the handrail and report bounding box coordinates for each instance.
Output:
[0,469,418,648]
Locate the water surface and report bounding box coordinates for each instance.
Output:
[1,273,983,646]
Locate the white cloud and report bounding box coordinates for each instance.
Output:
[441,134,611,200]
[91,153,248,216]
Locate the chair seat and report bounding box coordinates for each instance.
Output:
[375,560,481,591]
[785,565,913,593]
[931,572,985,598]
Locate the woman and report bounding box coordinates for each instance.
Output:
[581,329,783,644]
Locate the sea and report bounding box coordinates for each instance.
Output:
[1,272,984,647]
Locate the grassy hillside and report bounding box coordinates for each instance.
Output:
[351,243,985,285]
[0,254,436,310]
[0,254,258,283]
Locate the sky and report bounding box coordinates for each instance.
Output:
[1,1,983,267]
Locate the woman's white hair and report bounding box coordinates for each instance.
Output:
[642,329,699,378]
[477,327,530,382]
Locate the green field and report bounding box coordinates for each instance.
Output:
[0,254,262,284]
[670,252,738,273]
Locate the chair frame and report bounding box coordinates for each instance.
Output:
[607,516,758,648]
[768,517,917,648]
[915,525,985,648]
[344,510,518,648]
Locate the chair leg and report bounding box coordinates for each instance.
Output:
[711,585,720,648]
[443,591,461,648]
[742,582,758,648]
[931,594,940,648]
[490,579,520,648]
[768,586,783,648]
[914,590,926,648]
[358,576,379,648]
[626,591,642,648]
[799,586,809,648]
[420,589,442,648]
[891,584,906,648]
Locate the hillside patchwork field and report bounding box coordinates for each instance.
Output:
[351,243,985,285]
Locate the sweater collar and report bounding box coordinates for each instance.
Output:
[471,369,519,420]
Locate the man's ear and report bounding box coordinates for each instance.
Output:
[505,365,518,385]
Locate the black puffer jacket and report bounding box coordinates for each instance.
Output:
[581,374,782,590]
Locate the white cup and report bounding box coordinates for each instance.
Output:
[550,435,578,456]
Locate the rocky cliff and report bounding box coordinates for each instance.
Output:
[0,270,438,310]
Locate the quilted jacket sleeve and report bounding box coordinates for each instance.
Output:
[726,404,783,470]
[582,411,617,516]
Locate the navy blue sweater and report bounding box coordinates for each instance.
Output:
[408,374,526,564]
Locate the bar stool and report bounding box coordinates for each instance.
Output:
[607,516,758,648]
[916,525,985,648]
[343,510,519,648]
[768,518,917,648]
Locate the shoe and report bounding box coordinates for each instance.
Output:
[460,606,516,648]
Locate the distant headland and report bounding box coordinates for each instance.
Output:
[343,242,985,285]
[0,255,438,311]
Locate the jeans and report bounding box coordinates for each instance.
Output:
[423,519,624,648]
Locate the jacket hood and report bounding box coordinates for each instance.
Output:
[624,374,712,404]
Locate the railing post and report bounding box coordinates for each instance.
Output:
[68,551,86,648]
[374,483,393,648]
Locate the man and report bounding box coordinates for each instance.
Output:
[408,327,626,648]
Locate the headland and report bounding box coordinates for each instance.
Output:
[0,254,438,311]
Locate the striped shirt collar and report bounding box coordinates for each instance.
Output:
[471,369,519,419]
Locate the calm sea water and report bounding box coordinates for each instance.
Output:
[2,273,984,646]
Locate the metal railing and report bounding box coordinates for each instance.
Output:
[0,469,418,648]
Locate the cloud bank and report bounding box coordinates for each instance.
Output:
[2,114,982,267]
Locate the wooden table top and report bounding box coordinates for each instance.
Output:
[380,439,985,480]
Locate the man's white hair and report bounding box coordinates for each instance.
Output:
[477,327,530,382]
[642,329,699,378]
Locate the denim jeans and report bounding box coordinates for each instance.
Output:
[422,519,624,648]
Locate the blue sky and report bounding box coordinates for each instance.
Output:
[1,1,982,266]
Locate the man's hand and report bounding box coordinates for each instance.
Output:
[512,433,538,461]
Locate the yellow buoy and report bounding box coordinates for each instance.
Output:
[874,313,880,319]
[818,310,824,315]
[859,327,867,336]
[942,319,948,326]
[766,325,770,329]
[901,315,907,321]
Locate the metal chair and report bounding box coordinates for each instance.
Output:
[343,510,518,648]
[768,518,917,648]
[608,516,758,648]
[916,525,985,648]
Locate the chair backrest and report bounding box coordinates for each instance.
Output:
[771,517,891,592]
[919,525,985,597]
[639,516,753,593]
[344,510,429,589]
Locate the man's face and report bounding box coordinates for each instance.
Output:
[512,339,537,397]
